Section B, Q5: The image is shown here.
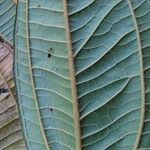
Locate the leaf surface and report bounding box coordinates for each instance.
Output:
[0,0,16,45]
[14,0,77,149]
[129,0,150,149]
[68,0,145,149]
[14,0,149,150]
[0,42,25,150]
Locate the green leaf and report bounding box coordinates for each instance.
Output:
[68,0,145,149]
[14,0,149,149]
[0,42,25,150]
[14,0,79,149]
[129,0,150,149]
[14,1,50,149]
[0,0,16,45]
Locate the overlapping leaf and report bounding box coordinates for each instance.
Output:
[68,0,144,149]
[130,0,150,149]
[14,0,150,150]
[0,42,25,150]
[0,0,16,44]
[14,0,75,149]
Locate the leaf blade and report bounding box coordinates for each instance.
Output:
[129,0,150,149]
[14,0,78,149]
[14,0,149,150]
[68,0,143,149]
[0,42,25,150]
[14,1,49,149]
[0,0,16,45]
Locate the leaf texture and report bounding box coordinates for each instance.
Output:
[129,0,150,149]
[14,0,77,149]
[14,0,148,150]
[0,0,16,44]
[68,0,144,149]
[0,42,25,150]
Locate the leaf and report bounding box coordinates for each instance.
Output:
[0,0,16,45]
[14,0,149,150]
[68,0,145,149]
[0,42,25,150]
[14,0,79,149]
[129,0,150,149]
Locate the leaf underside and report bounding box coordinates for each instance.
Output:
[14,0,150,150]
[0,0,16,45]
[132,0,150,149]
[68,0,144,149]
[0,42,25,150]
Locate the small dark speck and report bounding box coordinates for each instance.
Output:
[48,53,51,58]
[38,5,41,7]
[48,48,54,58]
[0,37,4,43]
[50,108,53,111]
[0,88,8,94]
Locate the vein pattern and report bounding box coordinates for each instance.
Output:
[129,0,150,149]
[0,43,25,150]
[15,0,77,149]
[68,0,143,149]
[0,0,16,44]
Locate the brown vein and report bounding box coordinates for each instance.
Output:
[63,0,81,149]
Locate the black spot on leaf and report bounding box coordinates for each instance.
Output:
[48,53,51,58]
[48,48,54,58]
[0,89,8,94]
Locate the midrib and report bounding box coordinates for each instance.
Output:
[127,0,145,150]
[63,0,82,150]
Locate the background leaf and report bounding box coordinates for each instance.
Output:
[14,0,71,149]
[0,42,25,150]
[0,0,16,45]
